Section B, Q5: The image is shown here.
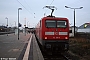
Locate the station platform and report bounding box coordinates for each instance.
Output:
[22,34,44,60]
[0,33,44,60]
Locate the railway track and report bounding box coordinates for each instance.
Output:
[61,53,71,60]
[42,51,71,60]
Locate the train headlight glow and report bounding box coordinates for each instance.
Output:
[45,37,47,39]
[65,37,68,39]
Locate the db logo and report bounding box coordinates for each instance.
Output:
[54,32,59,35]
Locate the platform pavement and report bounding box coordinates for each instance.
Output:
[22,34,44,60]
[0,33,31,60]
[32,34,44,60]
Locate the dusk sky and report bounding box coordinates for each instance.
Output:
[0,0,90,28]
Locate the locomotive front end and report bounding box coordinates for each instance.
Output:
[42,17,69,52]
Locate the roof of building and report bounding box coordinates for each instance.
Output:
[70,26,78,28]
[0,26,7,28]
[78,23,90,29]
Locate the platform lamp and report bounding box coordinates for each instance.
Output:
[18,8,22,40]
[65,6,83,36]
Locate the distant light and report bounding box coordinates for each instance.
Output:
[1,29,2,30]
[84,24,87,28]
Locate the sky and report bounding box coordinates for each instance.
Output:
[0,0,90,28]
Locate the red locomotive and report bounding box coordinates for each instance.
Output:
[35,6,69,52]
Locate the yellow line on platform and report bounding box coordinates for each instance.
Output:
[23,34,32,60]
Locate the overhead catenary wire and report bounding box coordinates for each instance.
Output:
[23,0,33,11]
[44,0,55,16]
[23,0,35,16]
[50,0,54,5]
[17,0,35,17]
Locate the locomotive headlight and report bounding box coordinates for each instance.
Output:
[65,37,68,39]
[45,37,47,39]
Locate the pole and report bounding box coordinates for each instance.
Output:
[15,21,16,27]
[65,6,83,37]
[74,9,75,36]
[5,17,8,36]
[18,9,19,40]
[14,21,16,35]
[25,18,26,36]
[17,8,22,40]
[7,18,8,36]
[27,22,28,27]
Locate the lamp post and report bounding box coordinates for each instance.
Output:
[5,17,8,36]
[24,18,26,36]
[27,21,29,27]
[14,21,16,27]
[14,21,16,35]
[18,8,22,40]
[65,6,83,36]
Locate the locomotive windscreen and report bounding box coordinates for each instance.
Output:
[46,20,67,28]
[46,20,56,28]
[57,21,67,28]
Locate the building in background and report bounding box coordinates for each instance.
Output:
[77,23,90,33]
[0,25,17,33]
[69,26,78,37]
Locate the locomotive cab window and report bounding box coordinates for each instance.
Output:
[46,20,56,28]
[57,21,67,28]
[46,20,67,28]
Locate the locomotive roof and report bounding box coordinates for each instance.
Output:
[42,16,68,20]
[42,17,68,20]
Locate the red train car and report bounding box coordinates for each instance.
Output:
[35,16,69,52]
